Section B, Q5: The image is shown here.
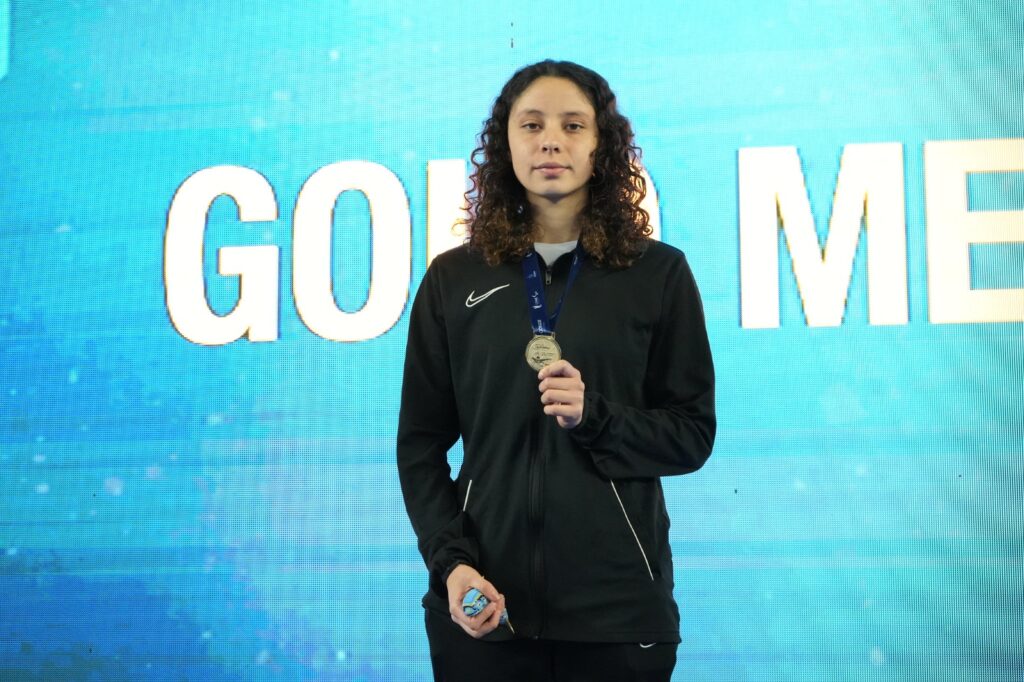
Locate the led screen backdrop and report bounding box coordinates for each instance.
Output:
[1,2,1022,680]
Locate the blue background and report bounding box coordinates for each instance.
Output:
[1,2,1021,680]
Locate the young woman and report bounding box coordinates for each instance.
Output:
[397,59,716,681]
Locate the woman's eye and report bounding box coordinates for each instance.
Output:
[523,122,540,130]
[566,123,584,132]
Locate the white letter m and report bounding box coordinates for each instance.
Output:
[739,144,908,328]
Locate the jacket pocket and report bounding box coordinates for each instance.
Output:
[455,474,476,514]
[609,481,655,581]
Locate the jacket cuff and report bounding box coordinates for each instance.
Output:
[569,392,608,446]
[427,539,478,601]
[441,560,469,584]
[427,534,479,582]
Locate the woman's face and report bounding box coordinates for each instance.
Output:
[507,76,598,210]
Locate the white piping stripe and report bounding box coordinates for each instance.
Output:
[610,481,655,581]
[462,479,473,512]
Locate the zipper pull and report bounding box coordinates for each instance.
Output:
[545,268,552,286]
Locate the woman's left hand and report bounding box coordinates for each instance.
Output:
[538,360,585,429]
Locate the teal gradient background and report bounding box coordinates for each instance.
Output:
[0,2,1021,680]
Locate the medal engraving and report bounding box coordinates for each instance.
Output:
[525,334,561,371]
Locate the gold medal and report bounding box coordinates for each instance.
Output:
[525,334,561,371]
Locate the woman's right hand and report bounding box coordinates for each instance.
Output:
[446,564,506,639]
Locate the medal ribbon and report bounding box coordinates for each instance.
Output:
[521,245,585,336]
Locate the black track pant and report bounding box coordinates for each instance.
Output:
[425,609,678,682]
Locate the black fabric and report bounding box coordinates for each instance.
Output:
[425,608,678,682]
[398,241,715,643]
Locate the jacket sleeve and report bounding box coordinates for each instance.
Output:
[569,253,716,479]
[397,263,479,583]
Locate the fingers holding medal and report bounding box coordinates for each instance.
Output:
[538,360,585,430]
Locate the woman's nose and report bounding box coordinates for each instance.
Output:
[541,138,561,153]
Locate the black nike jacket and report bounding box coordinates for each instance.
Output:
[397,239,715,643]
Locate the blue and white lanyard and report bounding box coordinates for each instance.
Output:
[521,245,585,336]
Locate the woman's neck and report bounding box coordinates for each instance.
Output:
[528,191,585,243]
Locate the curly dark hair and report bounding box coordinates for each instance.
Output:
[464,60,650,269]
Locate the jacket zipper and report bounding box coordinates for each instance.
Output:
[609,482,655,581]
[527,419,545,636]
[527,263,556,635]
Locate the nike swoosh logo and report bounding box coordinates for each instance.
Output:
[465,284,510,308]
[639,643,656,649]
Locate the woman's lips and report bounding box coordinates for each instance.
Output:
[536,164,567,176]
